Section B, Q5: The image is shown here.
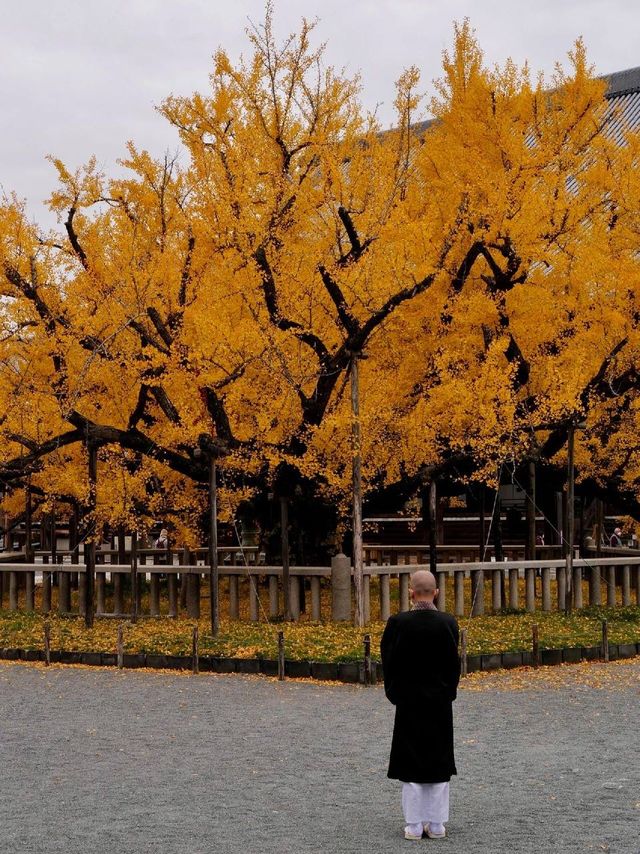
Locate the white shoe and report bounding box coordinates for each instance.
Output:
[425,823,446,839]
[404,826,423,840]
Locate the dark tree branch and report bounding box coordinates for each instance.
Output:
[201,386,237,445]
[64,206,89,271]
[146,307,173,348]
[318,265,358,335]
[149,386,181,424]
[128,385,150,430]
[254,245,330,367]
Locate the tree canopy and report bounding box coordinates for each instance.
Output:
[1,11,639,543]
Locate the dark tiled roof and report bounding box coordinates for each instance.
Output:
[603,66,640,97]
[408,66,640,136]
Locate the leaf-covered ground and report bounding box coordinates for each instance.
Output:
[0,605,639,662]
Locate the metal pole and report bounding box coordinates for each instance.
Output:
[351,354,364,628]
[209,456,219,636]
[565,424,575,614]
[526,460,536,560]
[130,529,138,623]
[280,495,291,621]
[428,479,437,574]
[84,442,97,628]
[25,482,33,562]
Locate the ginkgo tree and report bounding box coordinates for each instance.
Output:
[1,9,640,627]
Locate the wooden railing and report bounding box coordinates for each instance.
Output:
[1,553,639,622]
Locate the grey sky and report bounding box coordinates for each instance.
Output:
[1,0,637,227]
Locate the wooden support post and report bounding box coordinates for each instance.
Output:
[42,571,52,614]
[44,621,51,666]
[525,567,536,613]
[59,572,71,613]
[268,575,278,618]
[492,568,502,612]
[9,571,18,610]
[607,566,616,607]
[192,625,199,675]
[363,574,371,624]
[437,571,447,612]
[454,571,464,617]
[25,571,35,611]
[277,631,285,681]
[602,619,609,662]
[622,565,631,606]
[399,573,410,612]
[532,624,539,668]
[50,508,57,567]
[167,573,178,618]
[573,564,583,610]
[96,572,105,614]
[229,576,240,619]
[509,568,519,610]
[590,565,601,606]
[310,576,321,621]
[78,571,86,616]
[471,569,484,616]
[117,624,124,669]
[380,575,390,621]
[249,575,259,621]
[289,576,300,621]
[113,573,124,613]
[149,573,160,616]
[460,628,468,677]
[363,634,373,686]
[557,565,566,611]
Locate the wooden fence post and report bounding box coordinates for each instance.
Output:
[192,625,199,675]
[602,619,609,662]
[363,634,373,686]
[277,631,285,681]
[44,621,51,666]
[532,624,539,668]
[117,624,124,669]
[460,628,468,677]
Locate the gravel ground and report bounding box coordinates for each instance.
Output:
[1,660,639,854]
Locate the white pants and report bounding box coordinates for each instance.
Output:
[402,781,449,833]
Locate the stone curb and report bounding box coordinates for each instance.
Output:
[1,642,639,682]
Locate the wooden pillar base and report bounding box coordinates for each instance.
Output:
[59,573,71,613]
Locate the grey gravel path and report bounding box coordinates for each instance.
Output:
[1,661,639,854]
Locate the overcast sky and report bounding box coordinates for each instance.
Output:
[2,0,638,227]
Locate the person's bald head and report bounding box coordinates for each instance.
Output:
[409,570,438,601]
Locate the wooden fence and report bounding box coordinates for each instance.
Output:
[1,550,639,622]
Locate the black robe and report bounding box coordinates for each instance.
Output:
[381,608,460,784]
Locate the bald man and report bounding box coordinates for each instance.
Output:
[381,569,460,840]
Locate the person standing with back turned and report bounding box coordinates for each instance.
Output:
[381,569,460,841]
